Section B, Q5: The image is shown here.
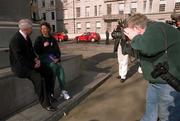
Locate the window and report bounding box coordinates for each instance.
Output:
[32,12,36,20]
[159,4,165,12]
[96,21,101,32]
[76,7,80,17]
[86,22,90,29]
[131,2,137,13]
[43,13,46,20]
[107,4,112,15]
[77,22,81,29]
[143,1,146,11]
[131,8,137,13]
[118,3,124,14]
[52,25,55,32]
[94,6,97,16]
[175,2,180,10]
[50,0,54,6]
[86,22,90,31]
[98,5,102,16]
[42,1,45,7]
[51,12,55,20]
[85,6,90,17]
[149,0,153,11]
[76,22,81,33]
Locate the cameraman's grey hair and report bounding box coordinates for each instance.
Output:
[18,19,32,30]
[127,13,150,29]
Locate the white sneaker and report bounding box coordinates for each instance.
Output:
[61,90,70,100]
[138,67,143,74]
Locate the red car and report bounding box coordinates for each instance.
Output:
[75,32,101,43]
[53,32,68,42]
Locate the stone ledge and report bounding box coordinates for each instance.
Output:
[0,54,82,120]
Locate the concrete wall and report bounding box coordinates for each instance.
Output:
[0,48,9,69]
[0,54,82,120]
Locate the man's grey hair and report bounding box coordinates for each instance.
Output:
[18,19,32,30]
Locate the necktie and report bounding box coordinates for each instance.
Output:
[26,35,30,41]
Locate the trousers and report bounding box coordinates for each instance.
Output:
[27,64,54,107]
[117,44,129,79]
[141,83,180,121]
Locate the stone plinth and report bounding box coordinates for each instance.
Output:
[0,0,30,21]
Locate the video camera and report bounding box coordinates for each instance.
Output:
[151,61,180,92]
[111,19,127,39]
[165,20,177,26]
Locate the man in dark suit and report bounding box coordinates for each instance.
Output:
[9,19,56,111]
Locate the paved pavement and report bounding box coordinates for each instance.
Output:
[59,62,147,121]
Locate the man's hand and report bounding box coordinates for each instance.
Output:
[124,28,139,40]
[34,58,41,68]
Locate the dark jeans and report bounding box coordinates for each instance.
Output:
[27,64,55,107]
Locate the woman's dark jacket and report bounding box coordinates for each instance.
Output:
[34,35,61,64]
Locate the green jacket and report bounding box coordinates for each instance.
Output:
[131,22,180,84]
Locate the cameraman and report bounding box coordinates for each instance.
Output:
[124,13,180,121]
[113,20,129,82]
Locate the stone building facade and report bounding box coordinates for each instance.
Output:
[37,0,180,34]
[62,0,180,34]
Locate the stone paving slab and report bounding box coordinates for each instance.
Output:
[5,71,110,121]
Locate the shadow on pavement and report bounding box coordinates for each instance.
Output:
[84,52,116,72]
[126,62,139,80]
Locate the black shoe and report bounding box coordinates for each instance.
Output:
[116,76,121,79]
[120,78,126,83]
[50,96,58,103]
[44,105,56,112]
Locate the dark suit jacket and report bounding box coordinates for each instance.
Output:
[9,31,36,77]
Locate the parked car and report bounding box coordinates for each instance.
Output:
[53,32,68,42]
[75,32,101,43]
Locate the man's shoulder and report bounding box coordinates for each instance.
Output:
[10,32,20,42]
